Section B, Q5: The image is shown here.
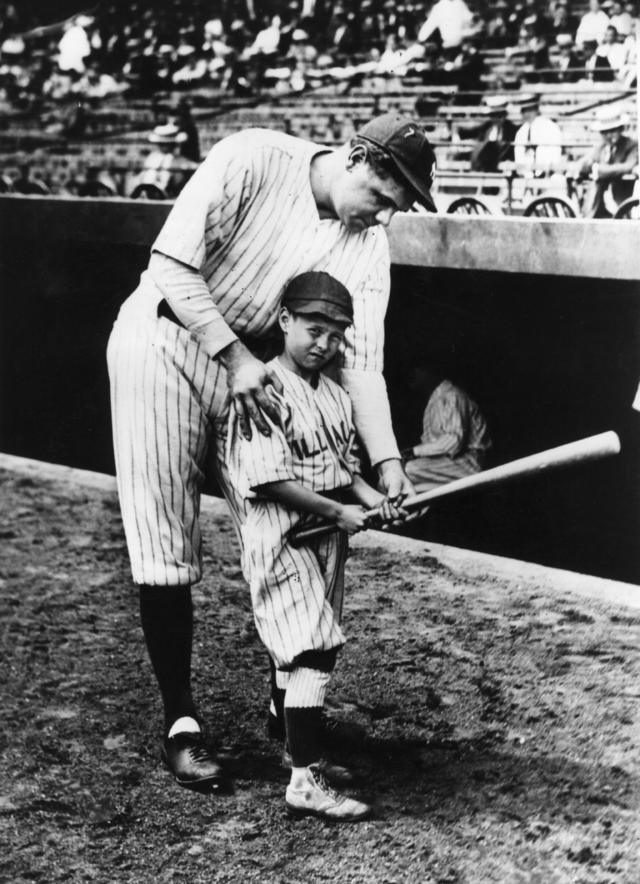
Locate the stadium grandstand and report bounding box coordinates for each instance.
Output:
[0,0,638,215]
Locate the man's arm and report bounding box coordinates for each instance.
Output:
[149,252,283,438]
[407,433,464,459]
[596,141,638,180]
[340,239,413,500]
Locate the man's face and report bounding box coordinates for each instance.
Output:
[603,127,623,146]
[279,309,346,375]
[333,152,417,231]
[589,0,600,12]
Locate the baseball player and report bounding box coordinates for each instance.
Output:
[106,112,437,791]
[226,271,403,821]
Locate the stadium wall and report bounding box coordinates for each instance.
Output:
[1,196,638,582]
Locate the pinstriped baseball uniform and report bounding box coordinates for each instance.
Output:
[107,128,391,587]
[226,358,357,669]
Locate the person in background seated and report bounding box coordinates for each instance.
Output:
[135,122,197,198]
[457,95,517,172]
[400,363,492,492]
[513,93,563,176]
[549,33,582,83]
[576,107,638,217]
[581,37,615,80]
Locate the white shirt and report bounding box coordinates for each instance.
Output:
[57,24,91,73]
[418,0,474,49]
[514,115,563,171]
[610,11,632,37]
[575,10,610,46]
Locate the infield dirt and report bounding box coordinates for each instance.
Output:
[1,462,639,884]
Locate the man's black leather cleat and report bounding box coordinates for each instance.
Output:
[161,732,226,791]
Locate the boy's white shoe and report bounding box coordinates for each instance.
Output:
[285,763,371,822]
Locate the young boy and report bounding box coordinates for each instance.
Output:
[227,271,404,822]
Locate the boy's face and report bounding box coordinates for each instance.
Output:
[279,308,347,376]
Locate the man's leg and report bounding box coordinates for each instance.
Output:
[108,312,228,789]
[139,585,197,734]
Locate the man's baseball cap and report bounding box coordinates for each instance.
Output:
[281,271,353,325]
[357,112,437,212]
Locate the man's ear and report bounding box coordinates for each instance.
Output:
[346,143,368,171]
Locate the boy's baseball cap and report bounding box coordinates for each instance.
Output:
[357,113,437,212]
[281,271,353,325]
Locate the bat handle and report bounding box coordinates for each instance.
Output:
[290,505,381,548]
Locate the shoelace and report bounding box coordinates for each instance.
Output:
[310,765,342,802]
[188,742,216,763]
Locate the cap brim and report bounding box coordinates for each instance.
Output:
[390,155,437,213]
[288,300,352,325]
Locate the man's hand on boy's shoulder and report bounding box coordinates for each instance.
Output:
[219,340,284,440]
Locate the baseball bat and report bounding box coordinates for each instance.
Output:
[289,430,620,547]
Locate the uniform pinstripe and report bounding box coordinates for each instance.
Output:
[226,358,356,669]
[108,128,390,586]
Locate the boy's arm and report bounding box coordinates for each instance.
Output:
[256,480,369,535]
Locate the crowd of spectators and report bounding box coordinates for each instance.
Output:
[0,1,637,215]
[0,0,637,115]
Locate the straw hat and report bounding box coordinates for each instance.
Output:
[591,108,629,132]
[149,123,187,144]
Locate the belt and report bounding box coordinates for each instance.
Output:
[157,299,280,359]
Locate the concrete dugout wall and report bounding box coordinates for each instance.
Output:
[1,196,638,581]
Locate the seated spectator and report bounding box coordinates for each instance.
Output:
[513,17,551,70]
[513,93,563,175]
[549,33,583,82]
[76,164,118,197]
[458,95,518,171]
[619,20,637,85]
[582,38,615,80]
[609,0,633,35]
[135,123,196,199]
[599,24,629,74]
[548,0,579,39]
[443,32,486,95]
[418,0,474,60]
[12,158,50,195]
[401,364,492,493]
[57,14,93,74]
[172,49,208,87]
[575,0,610,48]
[576,107,638,217]
[485,1,511,48]
[173,97,200,163]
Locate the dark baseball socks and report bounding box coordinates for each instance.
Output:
[138,585,199,737]
[284,667,331,775]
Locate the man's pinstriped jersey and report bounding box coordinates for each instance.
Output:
[135,128,390,371]
[108,128,391,587]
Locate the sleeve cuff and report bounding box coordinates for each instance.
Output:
[194,317,239,360]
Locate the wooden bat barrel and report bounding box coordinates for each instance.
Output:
[289,430,621,547]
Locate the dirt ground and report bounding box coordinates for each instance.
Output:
[1,462,640,884]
